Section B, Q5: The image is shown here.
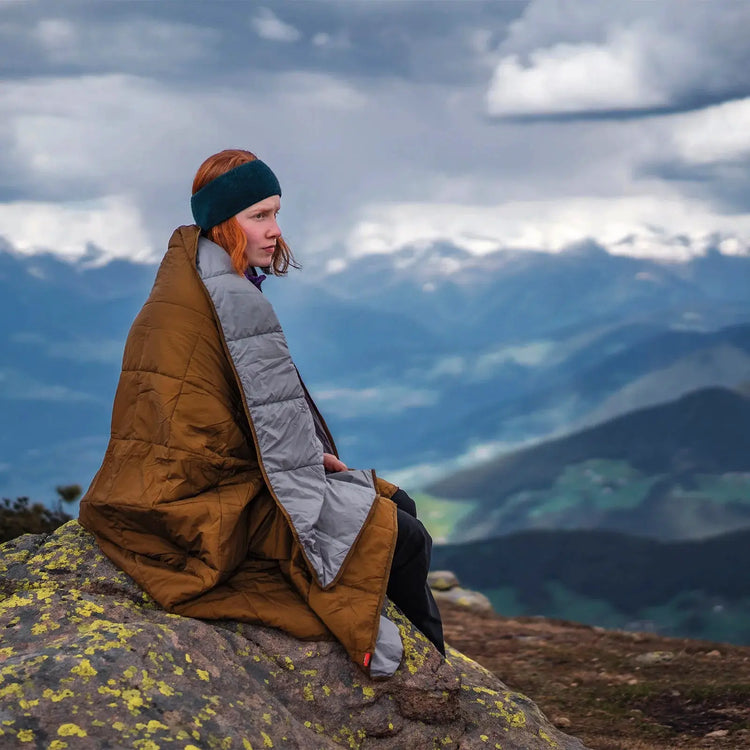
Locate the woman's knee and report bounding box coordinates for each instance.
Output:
[390,488,417,518]
[393,509,432,571]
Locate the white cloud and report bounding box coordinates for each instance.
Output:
[251,8,301,43]
[33,18,77,51]
[2,67,746,270]
[488,0,750,117]
[1,8,748,275]
[314,384,438,417]
[473,342,556,378]
[30,16,217,68]
[274,72,367,111]
[12,332,125,365]
[345,195,750,262]
[0,74,182,213]
[487,30,667,116]
[0,71,378,263]
[311,31,350,50]
[406,346,557,387]
[421,356,466,380]
[386,437,536,491]
[0,73,249,260]
[0,368,101,403]
[669,97,750,165]
[0,196,153,264]
[0,74,202,186]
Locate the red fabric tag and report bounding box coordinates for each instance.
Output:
[363,652,371,668]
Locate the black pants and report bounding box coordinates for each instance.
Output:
[386,489,445,655]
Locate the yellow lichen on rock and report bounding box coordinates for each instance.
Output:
[0,521,588,750]
[492,696,528,729]
[70,658,97,680]
[43,687,75,703]
[57,723,87,737]
[539,728,560,747]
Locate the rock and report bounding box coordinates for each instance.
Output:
[432,587,494,613]
[633,651,675,666]
[706,649,722,658]
[0,522,589,749]
[704,729,729,738]
[427,570,460,591]
[428,570,494,613]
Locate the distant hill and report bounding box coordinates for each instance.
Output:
[428,324,750,465]
[2,239,750,505]
[313,242,750,346]
[431,526,750,645]
[575,325,750,427]
[426,387,750,541]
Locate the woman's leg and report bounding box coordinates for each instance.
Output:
[387,506,445,655]
[390,488,417,518]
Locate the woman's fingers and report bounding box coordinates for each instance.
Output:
[323,453,348,472]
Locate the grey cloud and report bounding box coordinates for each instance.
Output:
[488,0,750,118]
[0,0,748,265]
[251,8,301,43]
[0,0,520,84]
[634,97,750,212]
[34,17,219,70]
[0,6,219,80]
[314,384,439,418]
[640,159,750,214]
[0,368,102,403]
[12,332,124,365]
[0,435,107,506]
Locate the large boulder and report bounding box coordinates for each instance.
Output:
[428,571,494,613]
[0,521,588,749]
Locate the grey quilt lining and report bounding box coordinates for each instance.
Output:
[196,237,402,675]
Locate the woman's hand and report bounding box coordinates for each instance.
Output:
[323,453,348,473]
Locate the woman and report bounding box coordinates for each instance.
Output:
[79,149,443,679]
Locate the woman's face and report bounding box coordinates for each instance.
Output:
[235,195,282,268]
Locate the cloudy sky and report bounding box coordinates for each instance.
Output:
[2,0,750,270]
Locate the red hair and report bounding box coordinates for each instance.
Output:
[191,149,297,276]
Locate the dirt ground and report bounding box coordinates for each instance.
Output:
[440,602,750,750]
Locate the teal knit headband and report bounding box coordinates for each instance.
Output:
[191,159,282,230]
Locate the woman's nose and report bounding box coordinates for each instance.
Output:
[267,218,281,238]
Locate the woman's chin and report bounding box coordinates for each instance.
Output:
[248,253,274,268]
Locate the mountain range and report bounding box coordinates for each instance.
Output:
[431,525,750,645]
[425,386,750,542]
[1,238,749,518]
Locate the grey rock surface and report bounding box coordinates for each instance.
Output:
[0,521,589,749]
[428,570,494,613]
[427,571,461,592]
[433,587,494,613]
